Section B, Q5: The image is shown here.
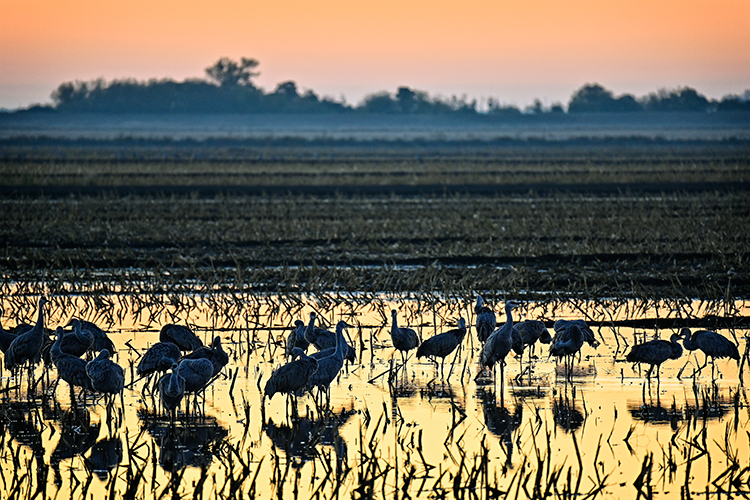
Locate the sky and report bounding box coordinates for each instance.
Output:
[1,0,749,110]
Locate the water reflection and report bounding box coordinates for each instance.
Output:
[477,387,522,469]
[552,392,585,432]
[50,406,100,484]
[138,409,229,472]
[264,405,355,469]
[1,400,45,457]
[0,294,746,500]
[85,436,123,481]
[627,400,683,428]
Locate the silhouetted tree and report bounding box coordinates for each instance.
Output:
[274,81,299,99]
[568,84,641,112]
[717,95,750,112]
[205,57,260,87]
[642,87,710,112]
[360,92,397,113]
[486,98,522,116]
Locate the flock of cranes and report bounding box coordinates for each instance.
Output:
[264,295,742,403]
[0,295,743,416]
[0,297,229,418]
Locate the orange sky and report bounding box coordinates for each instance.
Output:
[1,0,748,109]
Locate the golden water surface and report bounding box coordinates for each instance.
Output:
[0,294,747,499]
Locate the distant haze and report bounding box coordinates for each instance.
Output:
[1,0,748,110]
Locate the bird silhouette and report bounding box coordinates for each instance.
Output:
[550,324,585,379]
[137,341,182,378]
[514,320,552,353]
[4,296,48,371]
[264,347,319,400]
[84,436,123,481]
[0,321,20,354]
[176,358,214,394]
[75,319,116,354]
[475,295,497,344]
[307,321,350,397]
[286,320,309,357]
[59,319,95,358]
[390,310,420,367]
[182,336,229,377]
[303,312,356,363]
[158,363,186,417]
[51,327,94,393]
[160,324,203,352]
[479,301,520,385]
[553,319,599,348]
[50,407,100,484]
[512,319,552,377]
[626,333,683,379]
[85,349,125,395]
[416,317,467,380]
[680,327,740,378]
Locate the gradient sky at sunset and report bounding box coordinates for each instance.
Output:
[1,0,748,109]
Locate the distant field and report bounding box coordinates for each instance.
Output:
[2,134,748,302]
[1,111,749,141]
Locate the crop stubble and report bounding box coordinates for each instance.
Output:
[1,140,748,302]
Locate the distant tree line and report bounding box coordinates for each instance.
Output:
[37,57,750,114]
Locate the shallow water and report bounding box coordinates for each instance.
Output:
[0,294,748,500]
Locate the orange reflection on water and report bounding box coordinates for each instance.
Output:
[0,294,747,499]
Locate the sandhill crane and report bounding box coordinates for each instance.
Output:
[479,301,520,385]
[264,347,319,400]
[160,324,203,352]
[680,327,740,379]
[307,321,350,401]
[475,295,496,344]
[416,317,467,380]
[303,312,356,363]
[74,319,116,354]
[137,342,182,378]
[286,320,309,358]
[182,336,229,377]
[59,319,95,358]
[85,349,124,395]
[50,327,93,395]
[390,310,420,368]
[626,333,683,379]
[4,297,48,373]
[513,319,552,376]
[176,358,214,394]
[158,363,186,419]
[553,319,599,348]
[550,324,585,379]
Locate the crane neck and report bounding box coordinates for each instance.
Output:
[35,299,46,333]
[504,304,515,328]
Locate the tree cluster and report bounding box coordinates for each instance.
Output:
[42,57,750,115]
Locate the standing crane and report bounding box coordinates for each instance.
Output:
[183,336,230,377]
[160,324,203,352]
[390,310,420,369]
[626,333,683,379]
[475,295,497,344]
[306,321,350,403]
[4,297,48,376]
[303,312,356,363]
[264,347,319,401]
[479,301,520,386]
[416,317,467,381]
[158,363,186,420]
[680,327,740,379]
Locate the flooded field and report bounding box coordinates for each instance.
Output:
[1,136,748,498]
[1,293,748,500]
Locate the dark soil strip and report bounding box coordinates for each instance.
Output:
[2,181,749,198]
